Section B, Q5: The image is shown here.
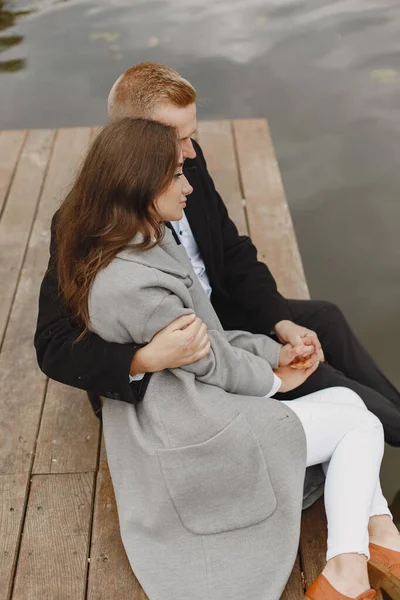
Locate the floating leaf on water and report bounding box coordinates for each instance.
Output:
[0,35,23,50]
[148,36,160,48]
[0,58,26,72]
[90,32,121,44]
[370,69,399,84]
[0,9,35,32]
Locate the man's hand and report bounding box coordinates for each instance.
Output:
[130,313,210,376]
[274,360,320,393]
[274,320,324,367]
[279,343,315,367]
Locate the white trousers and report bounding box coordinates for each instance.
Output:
[281,386,392,561]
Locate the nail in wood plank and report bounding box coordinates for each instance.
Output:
[87,457,142,599]
[300,496,327,588]
[0,129,91,477]
[281,555,304,600]
[0,474,29,600]
[12,473,94,600]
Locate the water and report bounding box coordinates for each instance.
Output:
[1,0,399,515]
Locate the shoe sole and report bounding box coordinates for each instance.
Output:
[368,559,400,600]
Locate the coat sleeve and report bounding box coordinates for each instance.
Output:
[34,212,142,403]
[224,330,282,369]
[105,275,277,398]
[193,140,292,334]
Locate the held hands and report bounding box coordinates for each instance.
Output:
[277,343,321,392]
[275,320,326,393]
[130,313,210,376]
[275,320,325,367]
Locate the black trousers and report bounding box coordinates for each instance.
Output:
[274,299,400,447]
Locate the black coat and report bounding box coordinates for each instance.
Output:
[34,140,291,407]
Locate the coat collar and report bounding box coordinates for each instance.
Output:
[117,228,193,281]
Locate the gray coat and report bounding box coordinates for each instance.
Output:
[89,228,319,600]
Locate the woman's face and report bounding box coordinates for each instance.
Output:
[155,151,193,222]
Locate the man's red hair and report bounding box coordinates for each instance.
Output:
[108,62,196,121]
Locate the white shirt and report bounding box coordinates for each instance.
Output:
[170,212,212,299]
[130,212,281,396]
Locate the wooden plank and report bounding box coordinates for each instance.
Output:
[33,382,100,474]
[87,440,142,600]
[0,474,29,600]
[197,120,248,236]
[0,129,54,345]
[281,555,304,600]
[233,119,310,300]
[12,473,94,600]
[299,496,327,589]
[0,128,91,477]
[0,130,27,217]
[33,127,93,242]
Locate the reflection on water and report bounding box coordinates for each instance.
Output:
[0,0,32,72]
[1,0,399,514]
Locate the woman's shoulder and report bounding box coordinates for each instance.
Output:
[90,253,159,302]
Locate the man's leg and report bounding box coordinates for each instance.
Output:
[286,299,400,409]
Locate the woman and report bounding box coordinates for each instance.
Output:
[55,118,400,600]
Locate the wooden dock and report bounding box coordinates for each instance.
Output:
[0,120,328,600]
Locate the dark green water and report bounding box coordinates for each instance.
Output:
[1,0,399,517]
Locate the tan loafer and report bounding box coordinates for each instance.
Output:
[305,574,377,600]
[368,543,400,600]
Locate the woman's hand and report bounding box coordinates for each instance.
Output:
[279,343,315,367]
[130,313,210,375]
[274,360,320,393]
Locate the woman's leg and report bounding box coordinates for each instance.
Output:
[282,386,389,596]
[294,388,392,524]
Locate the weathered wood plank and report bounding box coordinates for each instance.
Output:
[12,473,94,600]
[300,496,327,589]
[197,120,248,236]
[87,440,142,600]
[0,129,54,345]
[281,555,304,600]
[0,130,27,218]
[0,128,91,477]
[33,382,100,474]
[233,119,310,300]
[0,474,29,600]
[233,120,327,589]
[0,122,325,598]
[34,127,93,240]
[0,128,93,596]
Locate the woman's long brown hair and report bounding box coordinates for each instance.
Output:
[55,117,179,340]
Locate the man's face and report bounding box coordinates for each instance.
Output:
[151,102,197,160]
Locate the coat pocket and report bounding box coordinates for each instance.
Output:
[157,413,277,535]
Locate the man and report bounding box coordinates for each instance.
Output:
[35,62,400,445]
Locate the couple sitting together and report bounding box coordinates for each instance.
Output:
[35,63,400,600]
